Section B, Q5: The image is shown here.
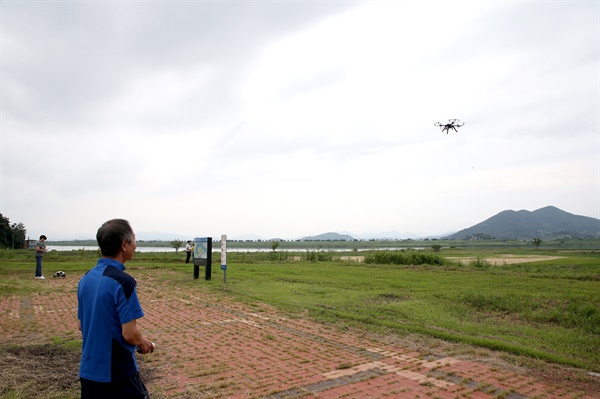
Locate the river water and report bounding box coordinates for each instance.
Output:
[46,246,424,253]
[47,246,263,253]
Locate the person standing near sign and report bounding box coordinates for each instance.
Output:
[185,240,192,263]
[35,235,48,279]
[77,219,154,399]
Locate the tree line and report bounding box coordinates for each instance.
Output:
[0,214,27,249]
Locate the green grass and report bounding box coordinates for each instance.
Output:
[1,247,599,371]
[215,261,598,368]
[198,251,599,371]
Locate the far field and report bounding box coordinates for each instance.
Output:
[48,237,600,251]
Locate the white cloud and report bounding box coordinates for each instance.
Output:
[1,1,598,240]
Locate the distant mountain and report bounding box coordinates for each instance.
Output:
[301,232,355,241]
[444,206,600,240]
[352,230,424,240]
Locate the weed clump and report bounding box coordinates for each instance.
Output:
[364,251,451,266]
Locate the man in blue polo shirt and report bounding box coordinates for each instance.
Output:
[78,219,155,398]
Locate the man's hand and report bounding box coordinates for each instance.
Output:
[136,340,155,354]
[122,319,154,354]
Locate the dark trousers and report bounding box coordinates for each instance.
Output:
[35,256,43,277]
[81,372,149,399]
[185,251,191,263]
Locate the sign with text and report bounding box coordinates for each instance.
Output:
[193,237,212,280]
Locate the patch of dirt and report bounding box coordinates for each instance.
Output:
[0,343,80,398]
[339,255,365,262]
[0,339,161,399]
[337,255,564,264]
[446,255,563,265]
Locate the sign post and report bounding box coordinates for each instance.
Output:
[193,237,212,280]
[220,234,227,283]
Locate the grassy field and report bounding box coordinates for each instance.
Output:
[1,246,598,374]
[206,251,600,371]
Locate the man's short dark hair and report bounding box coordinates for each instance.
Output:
[96,219,134,257]
[39,235,47,240]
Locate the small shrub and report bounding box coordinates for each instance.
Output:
[469,257,492,269]
[364,251,451,266]
[304,250,335,262]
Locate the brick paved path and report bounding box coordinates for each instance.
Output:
[1,270,596,399]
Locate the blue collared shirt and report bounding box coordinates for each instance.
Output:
[78,257,145,382]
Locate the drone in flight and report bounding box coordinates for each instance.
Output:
[434,119,464,134]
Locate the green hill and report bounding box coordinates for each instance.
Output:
[301,232,355,241]
[445,206,600,240]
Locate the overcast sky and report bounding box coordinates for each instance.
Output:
[1,1,598,241]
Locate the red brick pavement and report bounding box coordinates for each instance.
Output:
[1,271,597,399]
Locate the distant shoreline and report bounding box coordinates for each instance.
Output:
[46,238,600,251]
